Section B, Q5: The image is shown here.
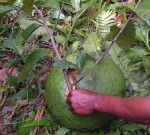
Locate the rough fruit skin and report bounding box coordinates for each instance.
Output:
[45,55,126,131]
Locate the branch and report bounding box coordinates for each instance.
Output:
[95,0,142,65]
[12,6,43,24]
[73,0,142,86]
[33,5,72,92]
[52,0,66,34]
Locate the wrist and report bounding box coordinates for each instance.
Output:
[94,94,122,114]
[94,94,106,112]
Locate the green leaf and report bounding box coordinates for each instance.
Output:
[3,32,24,55]
[0,13,5,22]
[128,47,150,58]
[135,8,150,24]
[76,51,86,70]
[14,88,27,99]
[21,119,51,128]
[65,41,79,56]
[127,0,150,25]
[0,5,13,21]
[50,9,65,19]
[0,5,13,14]
[76,1,93,19]
[134,84,150,96]
[123,123,144,131]
[7,73,19,88]
[0,0,16,6]
[135,25,150,50]
[109,22,135,50]
[22,0,35,14]
[55,127,70,135]
[22,23,40,40]
[44,0,60,10]
[81,65,95,81]
[143,56,150,74]
[18,115,35,135]
[71,0,81,9]
[108,2,122,10]
[83,32,100,59]
[53,59,75,69]
[20,48,49,81]
[66,54,77,65]
[54,35,66,46]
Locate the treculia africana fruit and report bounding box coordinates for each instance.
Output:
[45,55,126,131]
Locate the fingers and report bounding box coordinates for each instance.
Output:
[71,108,91,115]
[66,97,70,104]
[69,106,74,111]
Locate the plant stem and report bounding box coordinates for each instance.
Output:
[12,6,43,24]
[52,0,66,34]
[95,0,142,65]
[33,5,72,92]
[73,0,142,86]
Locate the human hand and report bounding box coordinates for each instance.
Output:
[66,89,99,115]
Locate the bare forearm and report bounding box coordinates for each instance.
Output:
[94,95,150,124]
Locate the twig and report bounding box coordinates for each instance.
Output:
[11,6,43,24]
[95,0,141,65]
[44,127,50,135]
[32,99,45,135]
[0,92,8,110]
[33,5,72,91]
[73,0,142,86]
[52,0,66,34]
[7,103,18,123]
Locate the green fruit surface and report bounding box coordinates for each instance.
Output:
[45,55,126,131]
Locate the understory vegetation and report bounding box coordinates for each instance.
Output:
[0,0,150,134]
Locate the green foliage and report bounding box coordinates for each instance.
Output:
[3,32,24,55]
[14,88,27,99]
[94,10,116,39]
[128,47,150,58]
[0,5,13,21]
[22,23,40,40]
[76,51,86,70]
[83,32,101,59]
[44,0,60,10]
[0,0,150,134]
[20,48,49,81]
[65,41,79,56]
[55,127,70,135]
[71,0,81,10]
[0,5,13,14]
[53,59,75,69]
[21,118,51,127]
[0,0,16,5]
[143,56,150,75]
[7,73,19,88]
[22,0,35,14]
[129,0,150,25]
[109,22,136,50]
[55,35,66,46]
[135,25,150,50]
[75,1,94,19]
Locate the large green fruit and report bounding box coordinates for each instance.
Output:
[45,55,126,131]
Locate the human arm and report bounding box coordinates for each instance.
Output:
[66,89,150,124]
